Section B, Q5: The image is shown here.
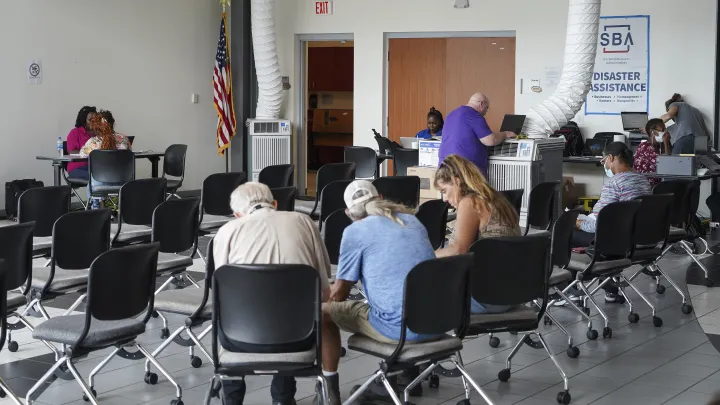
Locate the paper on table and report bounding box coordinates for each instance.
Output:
[69,154,82,158]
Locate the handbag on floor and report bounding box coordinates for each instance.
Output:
[4,179,44,220]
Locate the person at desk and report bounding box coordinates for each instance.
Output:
[66,106,97,180]
[634,118,670,186]
[439,93,515,177]
[415,106,444,139]
[574,142,651,303]
[434,155,519,314]
[660,93,710,154]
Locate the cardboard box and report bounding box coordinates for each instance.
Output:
[561,177,579,209]
[418,140,441,167]
[407,166,442,199]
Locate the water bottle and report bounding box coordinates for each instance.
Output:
[56,137,63,157]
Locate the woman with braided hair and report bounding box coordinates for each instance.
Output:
[415,106,444,139]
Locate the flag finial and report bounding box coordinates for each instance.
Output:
[220,0,231,11]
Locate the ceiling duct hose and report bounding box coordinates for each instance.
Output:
[251,0,284,119]
[523,0,601,138]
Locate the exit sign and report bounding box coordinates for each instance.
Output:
[315,1,333,15]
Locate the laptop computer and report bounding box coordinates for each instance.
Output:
[620,112,649,132]
[584,139,607,157]
[399,137,420,149]
[500,114,526,134]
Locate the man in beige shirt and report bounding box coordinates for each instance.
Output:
[213,182,331,405]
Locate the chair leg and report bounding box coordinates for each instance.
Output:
[186,327,213,364]
[534,332,570,402]
[317,375,330,405]
[63,293,87,315]
[26,355,68,404]
[578,278,610,330]
[136,344,182,402]
[0,376,24,405]
[184,273,201,289]
[403,363,438,403]
[542,307,575,352]
[556,287,593,326]
[197,248,208,264]
[342,370,384,405]
[145,325,187,372]
[71,188,88,209]
[680,241,713,284]
[378,373,403,405]
[652,263,689,304]
[622,275,662,326]
[452,359,496,405]
[65,357,100,405]
[154,276,176,294]
[204,376,217,405]
[88,347,121,390]
[503,333,527,372]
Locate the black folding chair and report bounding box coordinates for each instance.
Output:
[0,261,20,404]
[415,199,449,250]
[111,178,167,245]
[500,189,524,215]
[373,129,398,155]
[88,149,135,204]
[152,198,200,296]
[272,187,298,211]
[373,176,421,208]
[199,172,247,233]
[393,148,419,177]
[525,181,559,236]
[318,180,353,232]
[259,164,294,188]
[61,141,89,209]
[163,144,188,199]
[345,146,378,179]
[295,163,355,219]
[18,186,71,256]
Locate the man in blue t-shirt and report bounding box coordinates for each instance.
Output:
[320,180,437,404]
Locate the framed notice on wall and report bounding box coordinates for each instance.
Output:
[585,15,650,115]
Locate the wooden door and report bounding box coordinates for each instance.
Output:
[444,37,516,133]
[333,47,354,91]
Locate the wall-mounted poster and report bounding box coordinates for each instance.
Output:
[585,15,650,115]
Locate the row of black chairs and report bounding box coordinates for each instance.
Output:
[345,144,420,177]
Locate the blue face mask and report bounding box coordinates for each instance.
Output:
[604,160,614,178]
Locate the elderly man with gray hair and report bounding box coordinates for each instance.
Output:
[213,182,331,405]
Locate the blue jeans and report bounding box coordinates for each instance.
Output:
[68,167,89,180]
[222,377,296,405]
[471,299,513,314]
[672,135,695,155]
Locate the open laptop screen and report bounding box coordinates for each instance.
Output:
[620,112,648,132]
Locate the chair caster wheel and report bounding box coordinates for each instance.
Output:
[341,347,347,357]
[603,327,612,338]
[190,356,202,368]
[682,304,694,314]
[617,296,626,305]
[556,390,571,404]
[8,341,18,352]
[653,316,663,327]
[144,372,158,385]
[586,329,598,340]
[498,369,511,382]
[151,311,159,318]
[457,399,471,405]
[489,336,500,348]
[544,316,553,326]
[567,346,580,358]
[656,284,666,294]
[0,388,6,398]
[170,399,183,405]
[628,313,640,323]
[160,328,170,339]
[82,388,97,402]
[429,374,440,388]
[706,278,714,288]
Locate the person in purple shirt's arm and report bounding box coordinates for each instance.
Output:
[66,106,97,180]
[438,93,515,177]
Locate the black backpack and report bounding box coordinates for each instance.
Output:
[554,121,584,157]
[5,179,44,220]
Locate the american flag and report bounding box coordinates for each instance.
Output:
[213,12,236,155]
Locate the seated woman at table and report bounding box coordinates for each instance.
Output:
[434,154,520,314]
[66,106,97,180]
[415,107,444,139]
[634,118,670,186]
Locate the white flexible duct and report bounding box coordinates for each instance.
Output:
[523,0,601,138]
[251,0,283,119]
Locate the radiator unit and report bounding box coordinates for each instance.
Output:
[487,138,565,225]
[247,119,292,182]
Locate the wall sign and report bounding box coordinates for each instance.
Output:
[585,15,650,115]
[315,1,333,15]
[27,59,42,85]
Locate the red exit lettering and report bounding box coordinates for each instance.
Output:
[315,1,333,15]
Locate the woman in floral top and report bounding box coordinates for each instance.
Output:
[634,118,669,186]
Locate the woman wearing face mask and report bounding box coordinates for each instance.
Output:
[574,142,652,302]
[634,118,670,185]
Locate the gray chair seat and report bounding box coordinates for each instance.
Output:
[668,227,687,241]
[91,184,122,193]
[294,200,318,216]
[567,253,631,273]
[347,334,461,363]
[31,267,89,292]
[33,314,145,348]
[219,346,316,367]
[526,229,551,237]
[111,223,152,242]
[157,252,193,273]
[7,292,27,312]
[66,176,88,186]
[154,285,211,317]
[631,248,663,263]
[167,179,182,190]
[199,214,233,231]
[33,236,52,251]
[469,305,537,325]
[549,268,573,286]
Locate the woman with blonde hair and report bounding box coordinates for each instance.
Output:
[434,154,519,313]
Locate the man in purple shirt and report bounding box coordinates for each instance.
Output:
[438,93,515,177]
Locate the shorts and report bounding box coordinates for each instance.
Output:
[326,301,396,344]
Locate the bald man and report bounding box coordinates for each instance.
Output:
[438,93,515,177]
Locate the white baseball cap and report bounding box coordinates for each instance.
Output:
[344,180,379,210]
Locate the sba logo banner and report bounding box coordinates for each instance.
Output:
[585,16,650,115]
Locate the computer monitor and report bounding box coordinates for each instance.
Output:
[399,137,420,149]
[584,139,607,157]
[620,112,649,132]
[500,114,526,134]
[695,136,708,155]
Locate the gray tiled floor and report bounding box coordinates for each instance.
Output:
[1,234,720,404]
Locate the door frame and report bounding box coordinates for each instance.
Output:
[382,31,516,148]
[294,33,354,194]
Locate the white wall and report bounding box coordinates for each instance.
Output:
[274,0,717,147]
[0,0,224,203]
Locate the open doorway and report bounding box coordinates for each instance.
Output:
[299,39,354,196]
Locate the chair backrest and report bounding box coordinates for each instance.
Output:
[259,164,294,188]
[0,261,7,351]
[88,149,135,184]
[53,209,111,270]
[551,210,580,268]
[594,200,641,259]
[344,146,377,178]
[18,186,71,237]
[62,141,69,170]
[374,132,396,155]
[319,180,353,226]
[315,163,356,195]
[271,187,298,211]
[201,172,247,216]
[469,235,551,306]
[213,264,320,348]
[0,222,34,291]
[392,148,419,177]
[526,181,559,234]
[403,255,473,336]
[653,179,693,227]
[152,198,200,254]
[323,209,352,265]
[415,199,450,250]
[373,176,421,208]
[118,178,167,226]
[86,243,159,324]
[634,194,675,248]
[500,189,524,215]
[163,144,188,178]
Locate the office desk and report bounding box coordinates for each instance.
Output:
[36,152,165,186]
[563,156,602,165]
[643,171,720,181]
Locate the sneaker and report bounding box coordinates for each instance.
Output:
[605,292,621,303]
